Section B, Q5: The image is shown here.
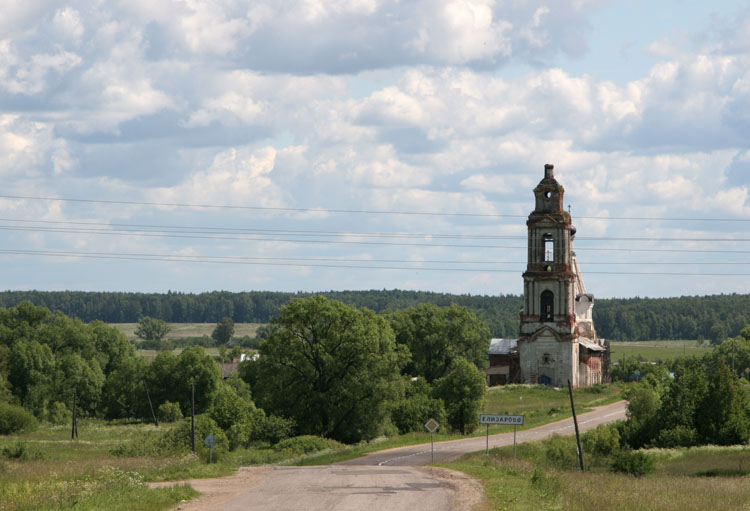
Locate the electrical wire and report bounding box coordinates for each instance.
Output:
[1,248,749,276]
[3,194,750,222]
[0,217,748,243]
[3,224,750,253]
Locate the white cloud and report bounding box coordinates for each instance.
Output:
[53,7,85,42]
[153,146,288,207]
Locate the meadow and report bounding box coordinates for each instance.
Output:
[441,442,750,511]
[608,340,713,363]
[111,323,263,342]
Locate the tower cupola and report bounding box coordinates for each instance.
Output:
[533,164,564,214]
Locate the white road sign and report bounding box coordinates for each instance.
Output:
[479,414,524,425]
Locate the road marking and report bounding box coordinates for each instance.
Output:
[378,449,433,466]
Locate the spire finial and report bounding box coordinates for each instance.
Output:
[544,163,554,179]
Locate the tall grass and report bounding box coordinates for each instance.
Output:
[441,440,750,511]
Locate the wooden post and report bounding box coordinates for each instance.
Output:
[431,432,434,463]
[71,389,78,439]
[191,381,196,453]
[145,383,159,427]
[485,424,489,454]
[568,380,584,472]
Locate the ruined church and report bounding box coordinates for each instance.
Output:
[486,164,610,387]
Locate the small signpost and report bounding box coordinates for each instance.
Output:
[424,418,439,463]
[204,434,216,463]
[479,414,524,456]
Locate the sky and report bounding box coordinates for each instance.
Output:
[2,0,750,298]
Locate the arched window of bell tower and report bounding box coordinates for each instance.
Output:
[540,290,554,322]
[543,233,554,262]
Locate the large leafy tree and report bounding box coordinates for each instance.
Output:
[695,359,750,445]
[101,356,149,419]
[434,357,486,434]
[387,303,491,382]
[211,317,235,345]
[146,347,221,415]
[135,316,172,342]
[251,296,407,443]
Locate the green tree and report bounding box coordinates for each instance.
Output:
[8,340,54,406]
[172,347,222,416]
[100,356,148,419]
[135,317,172,342]
[251,296,407,443]
[208,383,257,431]
[434,357,486,434]
[387,303,491,382]
[88,320,136,375]
[620,383,661,448]
[696,360,750,445]
[49,353,105,416]
[212,317,235,345]
[390,377,446,434]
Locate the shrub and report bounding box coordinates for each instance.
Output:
[274,435,343,455]
[252,414,295,445]
[582,424,621,457]
[47,402,71,425]
[2,441,44,460]
[208,385,254,431]
[156,415,229,457]
[390,393,446,434]
[226,420,252,450]
[0,402,38,435]
[655,426,697,448]
[157,401,183,423]
[610,450,654,477]
[544,435,578,470]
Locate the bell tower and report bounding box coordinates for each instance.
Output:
[518,164,579,387]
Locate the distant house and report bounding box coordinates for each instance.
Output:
[485,338,520,386]
[219,362,239,378]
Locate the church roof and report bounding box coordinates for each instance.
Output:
[579,338,606,352]
[489,338,518,355]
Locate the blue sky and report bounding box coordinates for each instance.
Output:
[1,0,750,299]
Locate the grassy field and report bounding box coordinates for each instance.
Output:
[441,442,750,511]
[111,323,263,342]
[609,340,713,363]
[0,421,202,511]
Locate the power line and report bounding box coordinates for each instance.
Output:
[4,224,750,253]
[2,194,750,222]
[1,248,749,276]
[0,217,749,243]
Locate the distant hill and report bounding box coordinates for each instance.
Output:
[0,289,747,342]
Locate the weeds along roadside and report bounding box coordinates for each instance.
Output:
[0,419,343,511]
[439,431,750,511]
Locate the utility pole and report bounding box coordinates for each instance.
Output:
[568,380,584,472]
[144,382,159,427]
[71,389,78,440]
[191,380,196,453]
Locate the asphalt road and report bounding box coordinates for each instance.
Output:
[345,400,628,466]
[176,400,627,511]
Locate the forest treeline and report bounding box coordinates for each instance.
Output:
[0,290,748,342]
